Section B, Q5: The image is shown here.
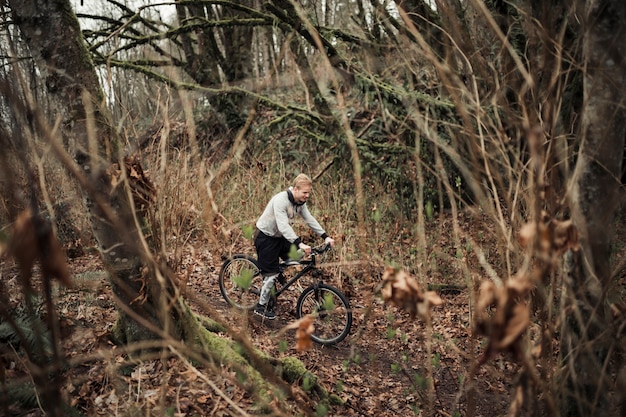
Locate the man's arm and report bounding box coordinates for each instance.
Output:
[299,205,334,247]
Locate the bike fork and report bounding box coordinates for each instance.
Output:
[312,283,324,305]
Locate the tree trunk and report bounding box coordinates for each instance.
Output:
[175,0,256,131]
[560,1,626,415]
[7,4,325,414]
[8,0,179,345]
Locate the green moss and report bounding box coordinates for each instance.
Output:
[109,297,331,414]
[193,311,226,334]
[109,316,126,344]
[176,302,281,409]
[280,356,312,384]
[328,393,344,406]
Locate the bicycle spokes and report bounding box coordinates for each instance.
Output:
[320,292,336,312]
[296,284,352,345]
[219,256,263,310]
[233,267,255,289]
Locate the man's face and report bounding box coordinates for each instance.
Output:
[292,184,311,204]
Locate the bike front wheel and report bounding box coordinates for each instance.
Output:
[296,283,352,345]
[218,255,263,310]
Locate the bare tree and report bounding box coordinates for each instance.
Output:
[561,1,626,415]
[7,0,183,347]
[2,2,337,414]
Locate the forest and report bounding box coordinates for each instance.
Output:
[0,0,625,416]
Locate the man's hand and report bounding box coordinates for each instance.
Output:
[298,242,312,256]
[324,236,335,247]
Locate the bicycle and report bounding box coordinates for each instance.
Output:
[218,243,352,345]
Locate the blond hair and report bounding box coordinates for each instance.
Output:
[293,173,312,189]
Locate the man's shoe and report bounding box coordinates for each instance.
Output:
[254,304,276,320]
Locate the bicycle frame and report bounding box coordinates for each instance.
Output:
[220,243,331,307]
[272,254,321,299]
[219,243,352,344]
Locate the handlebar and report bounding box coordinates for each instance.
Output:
[312,243,332,255]
[281,243,332,267]
[292,243,331,260]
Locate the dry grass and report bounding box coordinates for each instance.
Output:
[1,1,625,416]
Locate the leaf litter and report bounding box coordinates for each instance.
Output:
[1,209,596,416]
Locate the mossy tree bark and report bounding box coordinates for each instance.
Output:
[175,0,255,131]
[9,0,175,346]
[560,1,626,415]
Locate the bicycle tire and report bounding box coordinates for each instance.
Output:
[218,255,263,310]
[296,283,352,345]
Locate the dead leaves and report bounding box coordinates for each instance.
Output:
[473,213,580,365]
[381,266,443,321]
[8,208,72,290]
[282,315,315,352]
[107,155,156,213]
[474,274,532,360]
[518,211,579,259]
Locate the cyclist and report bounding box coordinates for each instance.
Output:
[254,173,335,319]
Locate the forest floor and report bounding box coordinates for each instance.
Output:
[6,208,622,416]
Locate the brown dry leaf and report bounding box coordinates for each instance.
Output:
[381,266,442,320]
[124,156,156,210]
[517,222,536,249]
[518,221,551,253]
[380,266,395,300]
[10,209,39,288]
[518,213,579,257]
[129,164,140,179]
[552,219,579,254]
[474,273,534,362]
[476,280,498,314]
[107,163,122,189]
[507,273,533,295]
[106,157,155,212]
[495,301,529,350]
[10,209,71,289]
[295,316,315,352]
[424,290,443,306]
[418,291,444,320]
[41,228,72,288]
[283,315,315,352]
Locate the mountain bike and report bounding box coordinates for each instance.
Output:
[218,244,352,345]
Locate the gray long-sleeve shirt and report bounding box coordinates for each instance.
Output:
[255,187,327,244]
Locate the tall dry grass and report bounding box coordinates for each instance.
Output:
[2,0,624,415]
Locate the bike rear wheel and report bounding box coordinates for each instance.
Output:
[296,283,352,345]
[218,255,263,310]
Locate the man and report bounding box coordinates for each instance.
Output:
[254,173,335,319]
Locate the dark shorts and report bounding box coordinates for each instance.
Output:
[254,229,294,275]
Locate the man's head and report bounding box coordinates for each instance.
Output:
[292,174,312,204]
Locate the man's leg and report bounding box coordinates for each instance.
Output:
[255,273,278,319]
[258,274,277,306]
[254,232,282,319]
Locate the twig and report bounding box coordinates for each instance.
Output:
[313,158,334,181]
